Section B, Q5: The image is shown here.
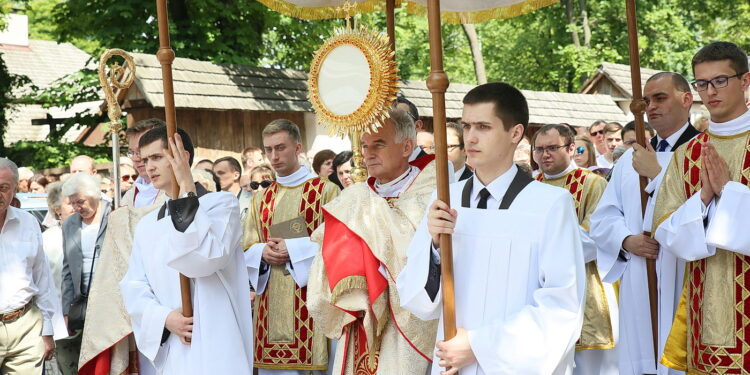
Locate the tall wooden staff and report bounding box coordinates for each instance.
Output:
[624,0,658,365]
[155,0,193,318]
[425,0,457,345]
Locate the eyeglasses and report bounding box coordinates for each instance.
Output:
[533,144,571,155]
[691,73,746,92]
[422,145,435,152]
[447,144,463,151]
[590,130,604,137]
[121,174,138,182]
[249,180,273,191]
[126,150,140,158]
[575,146,586,155]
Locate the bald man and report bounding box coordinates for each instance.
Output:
[69,156,97,175]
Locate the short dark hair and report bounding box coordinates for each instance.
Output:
[622,121,655,139]
[647,72,691,93]
[446,122,464,149]
[312,149,336,175]
[531,124,575,148]
[692,41,749,76]
[395,95,419,121]
[329,151,353,189]
[126,118,166,136]
[214,156,242,174]
[463,82,529,132]
[138,126,195,165]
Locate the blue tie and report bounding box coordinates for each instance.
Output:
[657,139,670,152]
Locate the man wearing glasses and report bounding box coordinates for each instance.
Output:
[532,124,617,375]
[122,118,168,208]
[654,42,750,374]
[447,121,472,181]
[589,120,609,156]
[591,71,699,375]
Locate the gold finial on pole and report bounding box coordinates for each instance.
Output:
[98,49,136,208]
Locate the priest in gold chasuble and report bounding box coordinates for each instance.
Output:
[243,120,339,375]
[307,109,439,375]
[655,42,750,374]
[532,124,618,375]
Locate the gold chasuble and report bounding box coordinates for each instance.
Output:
[657,130,750,374]
[78,198,166,375]
[307,156,439,375]
[537,168,614,350]
[243,176,339,371]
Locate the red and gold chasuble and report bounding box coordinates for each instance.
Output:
[659,130,750,374]
[247,177,339,370]
[537,168,614,350]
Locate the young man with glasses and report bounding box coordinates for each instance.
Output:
[532,124,617,375]
[398,83,585,374]
[122,118,167,208]
[653,42,750,374]
[591,71,699,375]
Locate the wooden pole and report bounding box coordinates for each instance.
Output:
[155,0,193,319]
[386,0,396,51]
[624,0,657,366]
[426,0,457,356]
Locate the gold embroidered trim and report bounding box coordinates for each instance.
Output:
[405,0,559,24]
[331,275,368,305]
[706,128,750,140]
[257,0,400,20]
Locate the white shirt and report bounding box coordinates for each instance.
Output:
[453,165,467,181]
[133,176,159,208]
[596,153,613,168]
[41,225,64,298]
[80,220,100,292]
[0,206,67,338]
[653,122,690,152]
[468,164,518,208]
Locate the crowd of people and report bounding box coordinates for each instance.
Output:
[0,40,748,375]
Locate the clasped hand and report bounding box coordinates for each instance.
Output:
[699,142,730,206]
[262,237,290,266]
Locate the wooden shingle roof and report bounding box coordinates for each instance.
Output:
[580,62,701,101]
[400,80,629,127]
[128,53,311,112]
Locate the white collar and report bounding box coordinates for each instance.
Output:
[708,109,750,136]
[277,166,316,187]
[134,175,155,192]
[655,121,690,150]
[543,161,578,179]
[373,165,418,198]
[408,147,422,162]
[472,164,518,203]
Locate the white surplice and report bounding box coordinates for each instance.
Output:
[120,191,254,375]
[397,174,586,375]
[590,143,688,375]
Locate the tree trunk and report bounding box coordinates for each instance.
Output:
[564,0,581,47]
[461,24,487,84]
[579,0,591,47]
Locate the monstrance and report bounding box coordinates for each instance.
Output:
[307,15,399,183]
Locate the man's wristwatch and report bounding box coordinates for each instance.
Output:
[179,191,197,199]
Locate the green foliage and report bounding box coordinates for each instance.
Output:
[4,140,111,170]
[0,54,32,153]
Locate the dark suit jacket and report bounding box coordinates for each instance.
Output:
[650,123,701,151]
[61,201,111,315]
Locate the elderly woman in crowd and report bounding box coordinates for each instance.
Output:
[58,173,112,374]
[41,181,75,375]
